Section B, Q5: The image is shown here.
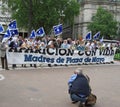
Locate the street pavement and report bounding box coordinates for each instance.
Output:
[0,62,120,107]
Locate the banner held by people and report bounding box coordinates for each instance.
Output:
[6,48,116,65]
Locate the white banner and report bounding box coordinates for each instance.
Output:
[6,48,116,65]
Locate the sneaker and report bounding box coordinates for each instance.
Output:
[48,64,51,67]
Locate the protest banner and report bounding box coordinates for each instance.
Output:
[6,48,116,65]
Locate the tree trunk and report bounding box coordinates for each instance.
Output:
[28,0,33,37]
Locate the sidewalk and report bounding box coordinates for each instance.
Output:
[0,60,120,70]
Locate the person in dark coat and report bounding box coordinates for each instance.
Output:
[0,41,9,70]
[68,68,91,104]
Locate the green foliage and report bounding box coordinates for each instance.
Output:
[114,48,120,60]
[64,0,80,25]
[87,7,118,39]
[2,0,80,35]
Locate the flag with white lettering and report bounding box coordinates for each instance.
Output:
[100,37,104,43]
[36,27,45,37]
[85,31,92,40]
[0,24,4,33]
[8,20,17,29]
[93,31,100,40]
[29,30,36,39]
[9,29,19,36]
[3,29,11,38]
[53,24,62,36]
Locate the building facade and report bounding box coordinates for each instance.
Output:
[0,1,11,26]
[0,0,28,38]
[75,0,120,39]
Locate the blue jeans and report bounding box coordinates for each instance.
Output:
[70,94,87,103]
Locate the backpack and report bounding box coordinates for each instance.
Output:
[85,93,97,106]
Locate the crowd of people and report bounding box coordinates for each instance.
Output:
[0,35,119,70]
[2,35,119,51]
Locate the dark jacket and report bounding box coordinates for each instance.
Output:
[69,74,90,96]
[0,42,7,57]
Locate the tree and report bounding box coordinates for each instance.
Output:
[87,7,118,39]
[1,0,80,36]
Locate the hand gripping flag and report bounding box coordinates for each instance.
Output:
[29,30,36,39]
[93,31,100,40]
[85,31,92,41]
[53,24,62,36]
[8,20,17,29]
[0,24,4,33]
[36,27,45,37]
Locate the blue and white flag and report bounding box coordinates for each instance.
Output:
[36,27,45,37]
[100,37,104,43]
[0,24,4,33]
[93,31,100,40]
[29,30,36,39]
[85,31,92,40]
[8,20,17,29]
[53,24,62,36]
[3,29,11,38]
[9,29,19,36]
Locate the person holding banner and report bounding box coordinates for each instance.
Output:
[0,40,9,70]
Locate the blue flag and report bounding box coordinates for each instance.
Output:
[36,27,45,37]
[85,31,92,40]
[93,32,100,40]
[0,24,4,33]
[8,20,17,29]
[100,37,104,43]
[53,24,62,36]
[9,29,19,36]
[29,30,36,39]
[3,29,11,38]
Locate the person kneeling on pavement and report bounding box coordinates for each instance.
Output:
[68,68,97,106]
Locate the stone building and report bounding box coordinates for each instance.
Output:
[0,0,28,38]
[0,1,11,28]
[63,0,120,39]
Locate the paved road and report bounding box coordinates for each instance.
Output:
[0,63,120,107]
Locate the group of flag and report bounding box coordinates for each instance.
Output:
[0,20,103,42]
[29,24,63,39]
[0,20,63,40]
[0,20,18,39]
[29,27,45,39]
[85,31,103,42]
